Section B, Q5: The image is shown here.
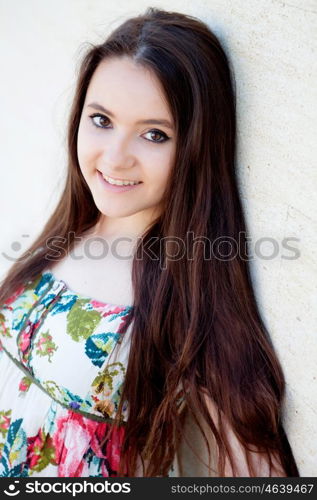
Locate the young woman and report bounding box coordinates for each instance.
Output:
[0,8,299,477]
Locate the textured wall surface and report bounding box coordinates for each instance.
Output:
[0,0,316,476]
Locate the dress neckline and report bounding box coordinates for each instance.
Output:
[42,270,134,310]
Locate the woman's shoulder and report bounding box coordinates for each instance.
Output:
[45,247,134,308]
[0,266,133,339]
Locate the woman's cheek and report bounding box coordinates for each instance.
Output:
[78,139,100,170]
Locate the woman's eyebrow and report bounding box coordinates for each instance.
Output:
[87,102,174,129]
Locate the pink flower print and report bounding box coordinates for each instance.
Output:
[19,381,28,392]
[104,425,125,474]
[18,321,49,363]
[52,411,105,477]
[27,432,44,469]
[18,376,32,393]
[100,306,127,319]
[90,300,111,310]
[88,422,126,476]
[18,330,31,352]
[52,411,125,477]
[18,320,41,357]
[27,428,56,472]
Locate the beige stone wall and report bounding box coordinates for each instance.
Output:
[1,0,316,475]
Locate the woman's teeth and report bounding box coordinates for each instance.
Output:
[102,174,141,186]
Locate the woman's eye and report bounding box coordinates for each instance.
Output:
[89,116,169,144]
[143,130,169,143]
[90,114,111,128]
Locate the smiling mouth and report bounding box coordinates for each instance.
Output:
[97,170,143,192]
[98,171,142,186]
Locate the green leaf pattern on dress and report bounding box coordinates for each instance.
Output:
[66,299,102,341]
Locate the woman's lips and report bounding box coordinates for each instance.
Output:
[97,171,142,193]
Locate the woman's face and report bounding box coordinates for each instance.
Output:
[77,55,176,226]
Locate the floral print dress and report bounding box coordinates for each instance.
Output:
[0,270,138,477]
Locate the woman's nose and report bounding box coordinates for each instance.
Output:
[101,133,136,170]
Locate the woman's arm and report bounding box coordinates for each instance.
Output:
[136,394,286,476]
[204,395,287,477]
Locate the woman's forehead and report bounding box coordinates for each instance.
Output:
[84,56,173,125]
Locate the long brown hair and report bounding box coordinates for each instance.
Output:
[0,7,299,476]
